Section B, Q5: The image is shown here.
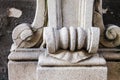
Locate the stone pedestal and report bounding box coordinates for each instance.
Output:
[37,67,107,80]
[8,49,120,80]
[37,53,107,80]
[8,49,44,80]
[8,61,37,80]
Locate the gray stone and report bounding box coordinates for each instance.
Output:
[59,27,69,50]
[45,27,56,54]
[8,8,22,18]
[8,61,37,80]
[78,0,94,30]
[77,27,86,50]
[32,0,46,29]
[69,27,76,51]
[62,0,79,27]
[47,0,62,29]
[88,27,100,53]
[37,66,107,80]
[38,53,106,66]
[8,48,45,61]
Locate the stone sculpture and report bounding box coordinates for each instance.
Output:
[42,26,100,63]
[93,0,120,48]
[11,0,120,50]
[9,0,107,80]
[10,0,102,64]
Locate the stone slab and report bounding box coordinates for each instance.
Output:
[38,53,106,66]
[102,52,120,60]
[37,66,107,80]
[99,48,120,60]
[8,60,120,80]
[107,62,120,80]
[8,48,45,61]
[8,61,37,80]
[8,48,120,61]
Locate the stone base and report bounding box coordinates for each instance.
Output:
[107,62,120,80]
[8,61,37,80]
[8,49,120,80]
[37,66,107,80]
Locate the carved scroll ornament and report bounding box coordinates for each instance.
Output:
[43,26,100,63]
[93,0,120,48]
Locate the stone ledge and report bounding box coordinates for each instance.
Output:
[99,48,120,60]
[8,48,120,61]
[8,48,45,61]
[38,53,106,66]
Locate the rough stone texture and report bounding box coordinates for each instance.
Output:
[47,0,62,29]
[62,0,79,27]
[103,0,120,27]
[37,67,107,80]
[38,53,106,66]
[8,61,37,80]
[0,0,120,80]
[8,49,45,61]
[99,49,120,60]
[32,0,46,28]
[7,61,120,80]
[0,0,35,79]
[107,62,120,80]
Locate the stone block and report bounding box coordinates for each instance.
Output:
[107,62,120,80]
[37,66,107,80]
[8,61,37,80]
[8,48,45,61]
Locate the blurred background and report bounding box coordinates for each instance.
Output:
[0,0,120,80]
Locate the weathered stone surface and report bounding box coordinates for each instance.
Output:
[8,61,37,80]
[99,48,120,60]
[78,0,94,30]
[69,27,76,51]
[45,27,56,54]
[47,0,62,29]
[62,0,79,27]
[44,27,100,54]
[43,26,100,63]
[100,25,120,47]
[59,27,69,49]
[38,53,106,66]
[8,49,45,61]
[8,8,22,18]
[0,0,35,79]
[32,0,46,29]
[37,66,107,80]
[102,52,120,60]
[8,59,120,80]
[107,62,120,80]
[88,27,100,53]
[77,27,86,50]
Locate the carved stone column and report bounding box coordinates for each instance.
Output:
[8,0,108,80]
[37,0,107,80]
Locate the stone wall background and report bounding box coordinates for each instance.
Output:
[0,0,35,80]
[0,0,120,80]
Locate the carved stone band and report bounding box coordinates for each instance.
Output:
[44,27,100,54]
